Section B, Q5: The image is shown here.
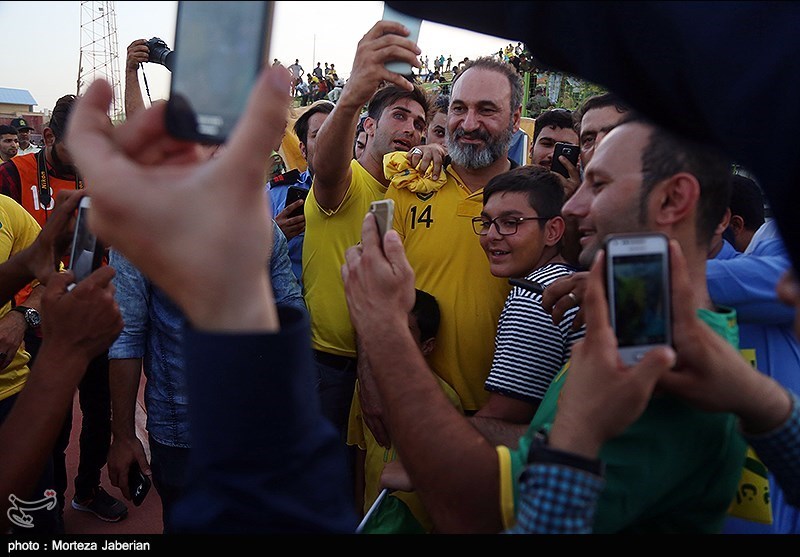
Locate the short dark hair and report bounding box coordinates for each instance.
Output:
[632,118,732,246]
[573,92,631,133]
[293,100,334,145]
[367,83,430,122]
[533,108,574,143]
[0,125,19,136]
[729,174,765,232]
[412,289,440,342]
[430,93,449,117]
[483,165,565,224]
[453,56,523,114]
[48,95,78,141]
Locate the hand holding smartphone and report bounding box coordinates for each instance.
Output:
[285,185,309,219]
[381,5,423,76]
[604,233,672,365]
[128,462,151,507]
[67,197,104,288]
[551,142,580,178]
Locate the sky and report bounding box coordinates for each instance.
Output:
[2,1,516,113]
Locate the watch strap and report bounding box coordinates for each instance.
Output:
[11,305,39,329]
[527,430,605,476]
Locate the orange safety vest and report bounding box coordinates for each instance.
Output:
[11,151,82,227]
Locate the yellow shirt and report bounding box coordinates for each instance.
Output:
[348,375,463,531]
[386,169,510,411]
[0,196,43,401]
[302,160,386,357]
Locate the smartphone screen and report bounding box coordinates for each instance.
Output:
[68,197,103,283]
[382,5,422,76]
[165,1,273,144]
[605,233,671,364]
[369,199,395,245]
[551,142,579,178]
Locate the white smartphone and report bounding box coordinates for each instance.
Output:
[605,233,672,365]
[381,4,422,76]
[68,197,104,284]
[165,1,274,144]
[369,199,395,245]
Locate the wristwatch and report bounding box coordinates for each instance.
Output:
[11,306,41,329]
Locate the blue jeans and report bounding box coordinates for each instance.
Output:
[149,437,190,534]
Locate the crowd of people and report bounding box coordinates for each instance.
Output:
[1,2,800,536]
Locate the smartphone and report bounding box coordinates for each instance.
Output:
[381,5,422,76]
[165,1,274,144]
[551,142,580,178]
[605,233,672,365]
[128,462,151,507]
[68,197,104,284]
[369,199,395,245]
[508,277,545,295]
[285,185,309,218]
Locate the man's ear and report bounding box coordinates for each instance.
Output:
[43,128,56,147]
[729,214,745,234]
[420,337,436,358]
[650,172,700,227]
[363,116,377,138]
[299,141,308,161]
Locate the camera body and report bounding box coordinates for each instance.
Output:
[146,36,175,72]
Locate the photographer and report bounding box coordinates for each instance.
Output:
[124,38,174,118]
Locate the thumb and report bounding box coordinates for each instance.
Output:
[383,230,412,274]
[630,345,676,388]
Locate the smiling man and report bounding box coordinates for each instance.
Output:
[383,56,521,414]
[342,116,743,534]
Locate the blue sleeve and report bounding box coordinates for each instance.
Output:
[268,183,288,219]
[169,306,357,533]
[108,249,149,360]
[506,463,605,534]
[270,220,306,313]
[706,237,794,324]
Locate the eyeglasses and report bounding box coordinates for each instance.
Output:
[471,215,555,236]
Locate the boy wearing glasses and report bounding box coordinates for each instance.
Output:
[470,166,585,445]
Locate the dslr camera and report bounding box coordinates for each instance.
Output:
[145,37,175,72]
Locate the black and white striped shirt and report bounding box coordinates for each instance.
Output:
[484,263,585,404]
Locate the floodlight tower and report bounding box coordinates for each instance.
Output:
[77,1,124,122]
